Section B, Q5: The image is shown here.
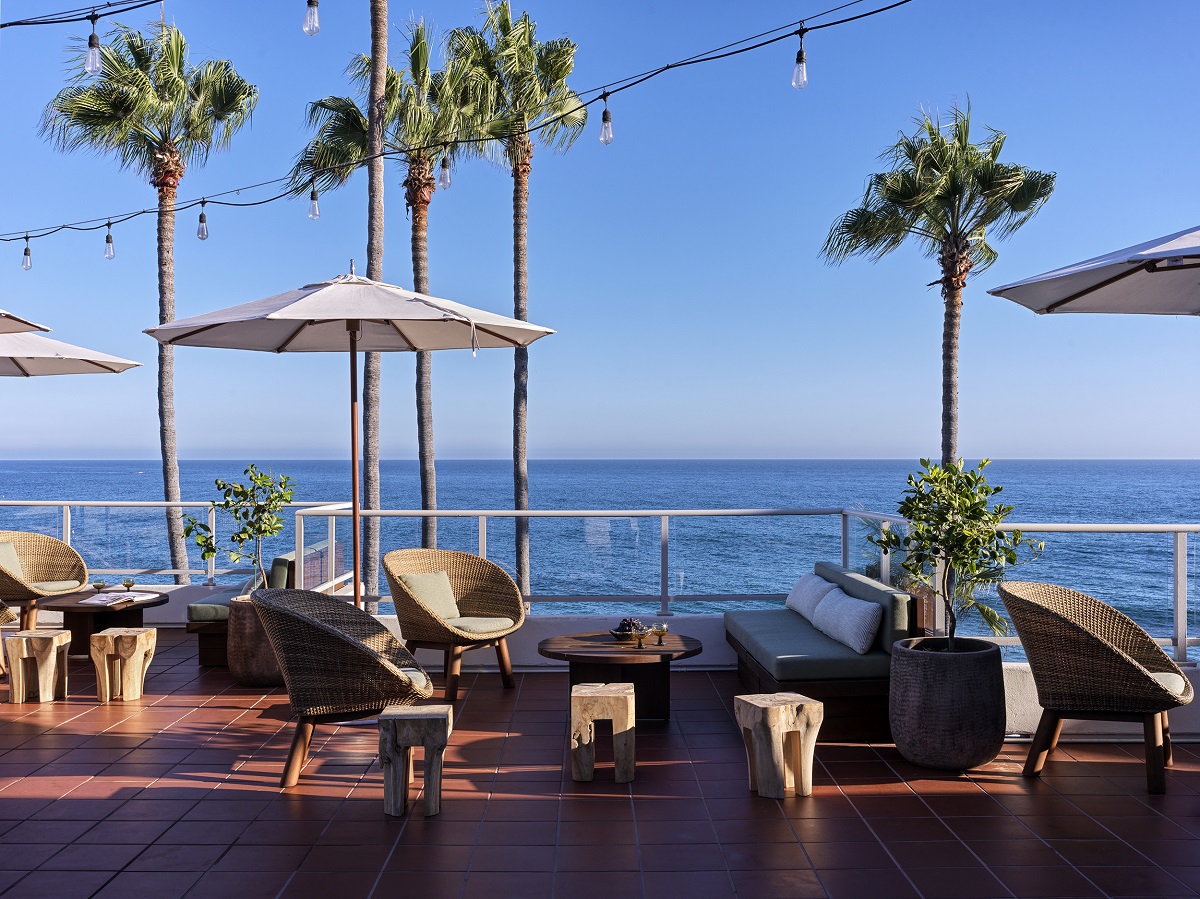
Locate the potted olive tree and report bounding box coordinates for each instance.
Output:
[872,458,1041,770]
[185,465,295,686]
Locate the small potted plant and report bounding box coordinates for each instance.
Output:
[872,458,1042,770]
[185,465,295,685]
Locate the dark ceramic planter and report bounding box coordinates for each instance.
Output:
[889,636,1005,771]
[227,596,284,687]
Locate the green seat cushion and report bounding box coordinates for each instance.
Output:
[0,541,24,581]
[188,595,233,622]
[724,608,892,681]
[398,571,460,620]
[401,667,431,692]
[443,616,515,634]
[1152,671,1189,697]
[31,580,81,593]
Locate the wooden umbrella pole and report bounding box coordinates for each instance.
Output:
[349,322,362,608]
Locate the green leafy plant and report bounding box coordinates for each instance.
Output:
[184,466,296,590]
[871,458,1042,650]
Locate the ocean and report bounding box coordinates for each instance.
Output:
[1,459,1199,639]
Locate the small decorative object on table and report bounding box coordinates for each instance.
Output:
[651,622,669,646]
[121,578,135,591]
[92,580,106,592]
[609,617,650,644]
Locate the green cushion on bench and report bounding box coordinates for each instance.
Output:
[724,608,893,681]
[188,594,233,622]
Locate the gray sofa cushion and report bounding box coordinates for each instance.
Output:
[785,573,838,620]
[814,561,912,654]
[724,608,892,681]
[811,588,884,654]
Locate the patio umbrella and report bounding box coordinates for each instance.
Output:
[0,331,141,376]
[0,308,49,334]
[987,224,1200,314]
[144,271,555,607]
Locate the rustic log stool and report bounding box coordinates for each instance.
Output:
[734,692,824,798]
[379,704,453,817]
[89,627,157,702]
[5,629,71,703]
[570,682,636,783]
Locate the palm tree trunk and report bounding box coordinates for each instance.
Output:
[362,0,389,599]
[156,185,189,585]
[408,163,436,549]
[512,140,532,595]
[938,236,971,468]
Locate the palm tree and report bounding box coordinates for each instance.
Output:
[290,24,480,571]
[42,24,258,584]
[822,104,1055,467]
[448,2,586,593]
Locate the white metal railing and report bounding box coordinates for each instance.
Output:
[5,499,1199,663]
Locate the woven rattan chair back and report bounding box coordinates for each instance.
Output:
[0,530,89,628]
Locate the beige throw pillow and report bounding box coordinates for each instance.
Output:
[398,571,460,620]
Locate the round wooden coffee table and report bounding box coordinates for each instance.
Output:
[37,590,169,656]
[537,631,703,720]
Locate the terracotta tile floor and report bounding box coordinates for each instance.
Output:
[1,629,1199,898]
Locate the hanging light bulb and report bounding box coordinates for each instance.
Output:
[196,200,209,240]
[21,237,31,272]
[308,184,321,221]
[791,29,808,90]
[438,154,452,190]
[104,223,115,260]
[302,0,320,36]
[84,12,102,76]
[599,93,614,145]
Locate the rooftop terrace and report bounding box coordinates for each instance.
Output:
[1,629,1199,899]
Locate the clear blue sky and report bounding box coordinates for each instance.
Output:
[1,0,1197,460]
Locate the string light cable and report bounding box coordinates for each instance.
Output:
[0,1,162,29]
[0,0,914,253]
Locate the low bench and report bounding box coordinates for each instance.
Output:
[186,540,343,666]
[724,562,916,742]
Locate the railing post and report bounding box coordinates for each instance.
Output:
[1174,531,1189,663]
[659,515,671,617]
[206,506,217,585]
[478,515,487,558]
[295,510,305,590]
[841,512,850,569]
[62,505,71,545]
[327,514,337,587]
[880,521,891,585]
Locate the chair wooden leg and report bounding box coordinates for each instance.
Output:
[281,717,316,788]
[20,604,37,631]
[495,637,515,689]
[1162,711,1174,768]
[444,647,463,702]
[1144,712,1167,794]
[1023,710,1063,777]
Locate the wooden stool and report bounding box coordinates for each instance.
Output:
[89,628,157,702]
[5,630,71,703]
[379,704,453,817]
[734,692,824,798]
[570,683,636,783]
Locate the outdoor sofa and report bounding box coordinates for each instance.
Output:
[724,561,917,741]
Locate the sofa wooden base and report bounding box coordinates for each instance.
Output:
[187,621,228,667]
[727,632,892,743]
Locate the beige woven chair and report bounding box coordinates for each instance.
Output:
[999,581,1194,793]
[0,530,89,629]
[383,549,525,702]
[251,588,433,788]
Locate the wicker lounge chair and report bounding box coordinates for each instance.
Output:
[382,549,525,702]
[0,530,89,629]
[250,588,433,788]
[999,580,1194,793]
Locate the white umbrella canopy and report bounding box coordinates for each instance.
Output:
[0,308,49,334]
[0,331,141,377]
[988,224,1200,315]
[144,271,555,608]
[145,273,554,351]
